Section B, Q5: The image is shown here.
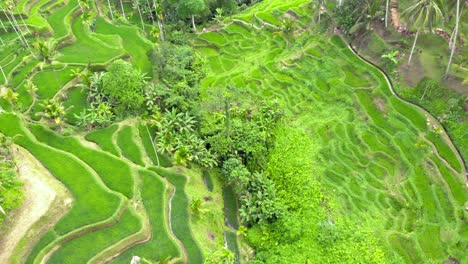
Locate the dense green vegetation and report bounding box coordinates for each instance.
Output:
[0,0,466,263]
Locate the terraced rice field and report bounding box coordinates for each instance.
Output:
[0,1,220,263]
[1,0,466,263]
[195,1,468,262]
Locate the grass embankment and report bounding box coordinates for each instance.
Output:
[112,170,180,263]
[29,124,134,198]
[116,125,145,166]
[150,167,204,264]
[0,113,123,263]
[46,207,141,264]
[137,124,172,167]
[85,124,121,156]
[196,4,467,262]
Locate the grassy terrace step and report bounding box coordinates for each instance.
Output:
[85,124,121,156]
[58,16,123,64]
[116,125,145,166]
[94,17,154,76]
[46,207,142,264]
[112,170,180,263]
[29,124,134,198]
[196,8,468,262]
[150,167,204,264]
[0,112,121,239]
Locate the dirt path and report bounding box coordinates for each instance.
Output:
[0,146,72,263]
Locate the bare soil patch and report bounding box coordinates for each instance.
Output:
[0,146,72,263]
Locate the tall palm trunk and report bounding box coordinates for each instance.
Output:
[0,19,7,32]
[3,9,26,47]
[385,0,389,27]
[0,65,7,84]
[146,124,160,166]
[119,0,126,19]
[8,10,30,49]
[106,0,114,19]
[338,0,342,7]
[191,15,196,32]
[146,0,155,24]
[18,13,31,34]
[407,30,419,65]
[444,0,460,79]
[135,0,145,30]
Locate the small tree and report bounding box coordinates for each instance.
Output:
[178,0,206,32]
[402,0,444,65]
[101,59,147,116]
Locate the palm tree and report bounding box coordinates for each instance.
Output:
[40,98,66,126]
[32,39,61,86]
[444,0,461,79]
[0,65,7,84]
[0,87,19,105]
[402,0,444,65]
[106,0,114,20]
[349,0,384,36]
[0,18,8,32]
[119,0,126,20]
[385,0,390,27]
[1,7,27,48]
[133,0,145,30]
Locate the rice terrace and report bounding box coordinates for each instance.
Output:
[0,0,467,263]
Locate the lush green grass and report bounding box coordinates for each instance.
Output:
[47,207,142,264]
[117,125,145,166]
[32,66,82,99]
[94,17,154,76]
[58,16,123,64]
[29,124,134,198]
[25,231,57,264]
[113,170,180,263]
[62,87,88,124]
[85,124,121,156]
[151,167,204,264]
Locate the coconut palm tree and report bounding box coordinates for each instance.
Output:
[0,87,18,105]
[0,65,7,84]
[1,7,28,48]
[119,0,126,20]
[402,0,444,65]
[0,18,8,32]
[385,0,390,27]
[106,0,114,20]
[133,0,145,30]
[348,0,384,36]
[32,39,61,86]
[154,0,165,41]
[444,0,461,78]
